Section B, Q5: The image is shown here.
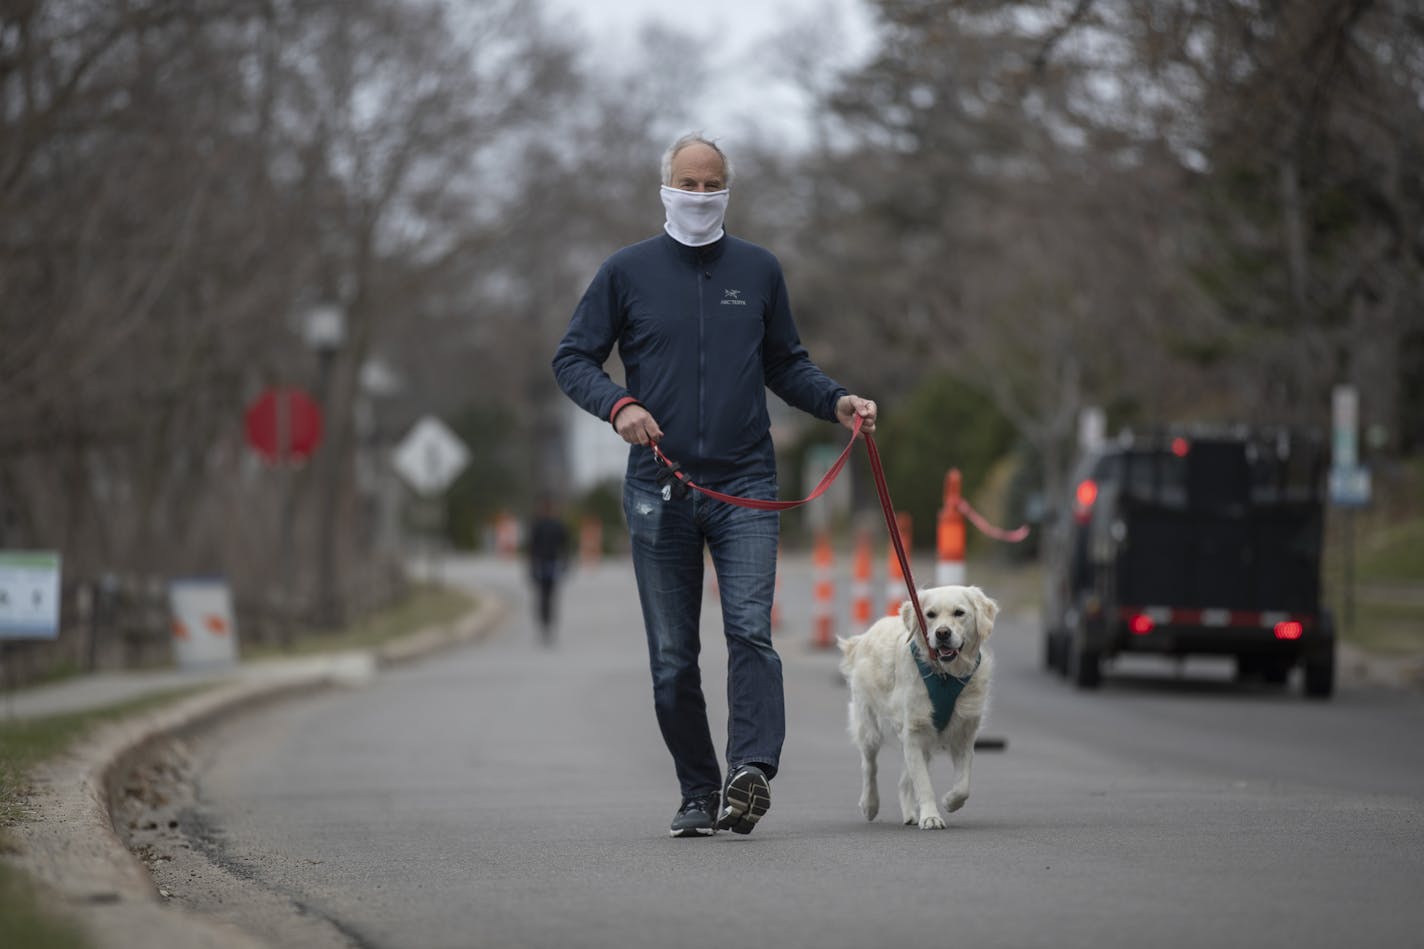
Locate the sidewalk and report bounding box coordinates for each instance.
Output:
[5,666,241,721]
[3,593,508,721]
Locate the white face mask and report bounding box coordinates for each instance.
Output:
[660,186,729,247]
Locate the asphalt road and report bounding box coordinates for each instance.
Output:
[183,554,1424,949]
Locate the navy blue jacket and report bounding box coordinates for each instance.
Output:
[553,232,847,487]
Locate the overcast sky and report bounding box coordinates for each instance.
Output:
[541,0,879,147]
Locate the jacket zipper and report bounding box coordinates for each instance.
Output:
[696,252,707,474]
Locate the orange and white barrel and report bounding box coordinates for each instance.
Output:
[812,531,835,648]
[885,512,912,615]
[936,469,966,586]
[850,529,873,629]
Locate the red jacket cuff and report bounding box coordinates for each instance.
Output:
[609,397,640,426]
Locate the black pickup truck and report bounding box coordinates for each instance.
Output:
[1043,427,1335,698]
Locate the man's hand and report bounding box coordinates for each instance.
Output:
[613,403,664,446]
[837,394,878,434]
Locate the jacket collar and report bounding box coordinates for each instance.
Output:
[661,231,727,266]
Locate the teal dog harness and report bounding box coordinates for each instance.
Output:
[909,642,982,732]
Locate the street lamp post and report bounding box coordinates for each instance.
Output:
[357,357,402,562]
[305,303,346,630]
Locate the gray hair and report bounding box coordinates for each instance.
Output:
[660,132,734,187]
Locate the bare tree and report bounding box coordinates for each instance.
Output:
[0,0,591,652]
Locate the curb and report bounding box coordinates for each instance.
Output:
[5,593,507,949]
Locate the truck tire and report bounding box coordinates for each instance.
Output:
[1069,640,1102,689]
[1071,645,1101,688]
[1048,629,1071,675]
[1304,651,1334,699]
[1304,612,1336,699]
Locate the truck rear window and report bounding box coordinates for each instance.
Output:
[1107,436,1323,511]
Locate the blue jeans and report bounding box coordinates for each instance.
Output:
[623,475,783,800]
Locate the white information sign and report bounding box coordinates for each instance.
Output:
[0,550,62,640]
[393,416,471,497]
[1078,406,1106,453]
[1331,385,1358,469]
[168,577,239,668]
[1329,465,1372,508]
[1329,385,1371,507]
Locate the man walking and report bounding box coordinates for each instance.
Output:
[525,492,570,646]
[553,133,876,837]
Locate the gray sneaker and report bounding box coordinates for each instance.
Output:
[670,792,719,838]
[716,765,770,834]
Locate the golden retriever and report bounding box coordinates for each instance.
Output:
[837,585,999,829]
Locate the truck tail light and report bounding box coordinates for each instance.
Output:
[1074,479,1098,525]
[1274,621,1304,640]
[1129,613,1155,635]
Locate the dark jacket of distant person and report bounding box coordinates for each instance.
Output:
[527,514,569,585]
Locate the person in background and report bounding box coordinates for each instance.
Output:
[552,132,877,837]
[526,493,571,647]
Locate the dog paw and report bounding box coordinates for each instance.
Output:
[859,792,879,822]
[918,813,946,830]
[899,799,915,824]
[944,791,968,813]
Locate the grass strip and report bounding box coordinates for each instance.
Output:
[240,583,478,660]
[1,686,206,949]
[1333,598,1424,656]
[0,861,88,949]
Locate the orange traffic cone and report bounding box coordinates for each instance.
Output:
[579,517,603,569]
[937,469,967,585]
[885,512,912,616]
[812,530,835,648]
[850,528,873,629]
[495,511,518,558]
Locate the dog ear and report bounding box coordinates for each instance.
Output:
[968,586,1000,636]
[899,597,919,635]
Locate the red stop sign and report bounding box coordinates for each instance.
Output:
[244,387,323,464]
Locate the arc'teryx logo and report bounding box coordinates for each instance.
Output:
[721,288,747,306]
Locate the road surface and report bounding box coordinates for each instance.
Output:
[163,554,1424,949]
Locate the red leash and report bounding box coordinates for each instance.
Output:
[648,416,1028,642]
[649,416,864,511]
[861,430,929,642]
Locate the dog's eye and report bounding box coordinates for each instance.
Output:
[925,610,937,619]
[953,608,966,617]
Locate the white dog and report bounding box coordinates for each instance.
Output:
[838,585,999,829]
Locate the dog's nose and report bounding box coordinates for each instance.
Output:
[935,627,951,643]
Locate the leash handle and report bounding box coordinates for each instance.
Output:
[649,414,863,511]
[864,432,928,646]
